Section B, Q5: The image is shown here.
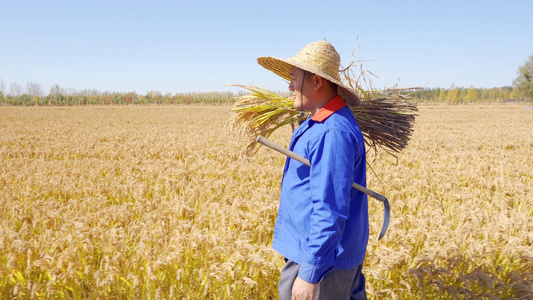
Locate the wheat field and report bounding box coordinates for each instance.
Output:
[1,105,532,299]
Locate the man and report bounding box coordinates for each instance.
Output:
[257,41,369,300]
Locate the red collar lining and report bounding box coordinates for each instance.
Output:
[311,96,346,122]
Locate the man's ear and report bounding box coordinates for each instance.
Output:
[314,75,324,90]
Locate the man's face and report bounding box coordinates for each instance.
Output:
[289,66,312,111]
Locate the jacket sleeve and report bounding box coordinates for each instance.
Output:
[297,129,357,283]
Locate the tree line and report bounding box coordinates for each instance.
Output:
[407,85,518,104]
[406,53,533,104]
[3,53,532,106]
[1,84,530,106]
[0,83,246,106]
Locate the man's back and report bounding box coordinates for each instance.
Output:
[273,98,369,283]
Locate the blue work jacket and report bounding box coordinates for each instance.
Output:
[272,96,369,284]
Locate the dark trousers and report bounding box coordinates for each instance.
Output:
[278,259,367,300]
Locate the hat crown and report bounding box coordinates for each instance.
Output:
[292,41,341,81]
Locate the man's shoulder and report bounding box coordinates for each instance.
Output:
[304,106,364,148]
[316,106,359,132]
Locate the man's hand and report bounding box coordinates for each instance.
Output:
[292,277,319,300]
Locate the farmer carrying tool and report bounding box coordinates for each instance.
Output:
[257,40,370,300]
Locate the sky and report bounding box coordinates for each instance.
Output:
[1,0,532,96]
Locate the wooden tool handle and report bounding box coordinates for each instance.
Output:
[256,135,390,240]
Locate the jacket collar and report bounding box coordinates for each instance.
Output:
[311,96,346,122]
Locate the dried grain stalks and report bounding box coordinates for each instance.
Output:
[227,84,419,157]
[227,49,419,157]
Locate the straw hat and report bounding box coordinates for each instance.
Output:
[257,40,360,106]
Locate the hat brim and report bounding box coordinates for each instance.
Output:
[257,56,360,106]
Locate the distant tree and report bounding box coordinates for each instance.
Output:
[512,54,533,99]
[111,94,121,104]
[50,84,61,96]
[465,85,479,102]
[164,92,172,103]
[9,82,22,97]
[500,87,511,100]
[447,84,459,104]
[49,84,79,97]
[146,90,162,103]
[0,78,4,94]
[509,89,516,99]
[486,87,499,101]
[457,88,466,103]
[26,81,43,98]
[438,89,447,102]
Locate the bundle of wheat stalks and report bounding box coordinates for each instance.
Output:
[227,84,419,157]
[228,47,419,156]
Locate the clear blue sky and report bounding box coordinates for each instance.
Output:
[1,0,532,96]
